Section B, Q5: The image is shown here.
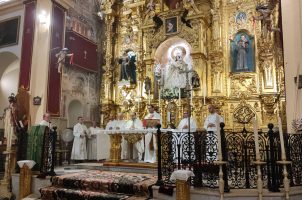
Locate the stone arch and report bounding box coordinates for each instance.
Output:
[0,52,20,113]
[67,99,83,127]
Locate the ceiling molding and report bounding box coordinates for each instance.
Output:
[0,0,23,16]
[54,0,75,10]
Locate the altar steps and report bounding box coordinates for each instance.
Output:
[60,162,157,175]
[39,170,157,200]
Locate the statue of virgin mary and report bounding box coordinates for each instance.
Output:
[164,46,188,89]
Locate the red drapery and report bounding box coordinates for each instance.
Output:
[19,0,36,90]
[46,3,65,116]
[65,31,98,72]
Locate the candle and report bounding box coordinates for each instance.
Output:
[167,112,171,123]
[101,114,104,125]
[178,87,181,105]
[148,90,151,104]
[253,117,260,161]
[190,85,193,106]
[159,88,161,112]
[278,116,286,161]
[203,81,206,105]
[216,116,222,161]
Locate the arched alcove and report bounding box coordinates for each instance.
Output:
[67,99,83,127]
[0,52,20,117]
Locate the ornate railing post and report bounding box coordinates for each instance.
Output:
[50,127,57,176]
[156,124,163,186]
[267,123,279,192]
[220,123,230,192]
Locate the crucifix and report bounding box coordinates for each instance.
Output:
[84,50,87,59]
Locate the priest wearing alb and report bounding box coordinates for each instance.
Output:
[125,112,144,161]
[106,114,117,130]
[177,110,197,131]
[87,121,100,160]
[71,116,88,161]
[115,113,126,130]
[144,105,162,163]
[203,105,224,162]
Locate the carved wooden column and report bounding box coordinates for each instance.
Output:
[17,160,36,199]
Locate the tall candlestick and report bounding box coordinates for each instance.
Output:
[203,81,206,105]
[159,88,161,112]
[216,116,222,161]
[178,87,181,105]
[278,116,286,161]
[148,90,151,104]
[253,117,260,161]
[190,85,193,106]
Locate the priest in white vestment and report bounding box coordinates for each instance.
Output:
[106,114,117,130]
[115,113,127,159]
[39,113,53,129]
[203,105,224,162]
[144,105,162,163]
[125,112,144,161]
[71,116,88,161]
[174,110,198,162]
[87,121,99,160]
[177,111,197,131]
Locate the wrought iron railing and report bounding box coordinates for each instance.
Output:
[156,123,302,192]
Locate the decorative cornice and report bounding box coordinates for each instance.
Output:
[54,0,74,10]
[0,0,23,15]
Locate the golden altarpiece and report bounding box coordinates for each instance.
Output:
[99,0,285,131]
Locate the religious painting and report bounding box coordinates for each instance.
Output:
[165,17,178,35]
[118,49,136,85]
[235,12,247,25]
[0,16,20,48]
[230,32,255,73]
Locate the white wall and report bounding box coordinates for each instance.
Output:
[281,0,302,132]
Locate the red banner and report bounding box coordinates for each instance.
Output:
[46,3,65,116]
[19,0,36,90]
[65,31,98,72]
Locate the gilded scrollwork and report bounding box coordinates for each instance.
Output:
[230,74,257,97]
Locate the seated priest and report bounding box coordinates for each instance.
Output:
[106,114,117,130]
[71,116,88,162]
[144,105,162,163]
[177,110,198,131]
[87,121,100,160]
[125,112,144,161]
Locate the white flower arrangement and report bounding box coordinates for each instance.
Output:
[292,118,302,132]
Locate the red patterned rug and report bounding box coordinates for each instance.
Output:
[40,170,157,200]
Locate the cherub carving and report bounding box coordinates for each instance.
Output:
[183,0,200,14]
[253,0,280,38]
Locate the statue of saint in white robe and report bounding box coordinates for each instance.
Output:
[144,112,162,163]
[87,126,100,160]
[203,113,224,162]
[4,105,17,150]
[124,119,144,160]
[71,123,88,160]
[164,58,188,89]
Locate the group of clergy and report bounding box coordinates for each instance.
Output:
[70,104,223,163]
[70,117,100,161]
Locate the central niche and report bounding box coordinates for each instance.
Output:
[154,37,193,99]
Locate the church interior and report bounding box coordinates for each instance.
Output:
[0,0,302,199]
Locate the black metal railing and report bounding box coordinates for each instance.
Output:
[156,123,302,192]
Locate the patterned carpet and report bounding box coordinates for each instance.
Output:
[40,170,157,200]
